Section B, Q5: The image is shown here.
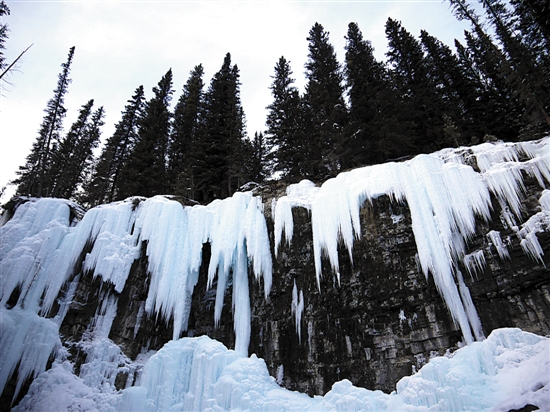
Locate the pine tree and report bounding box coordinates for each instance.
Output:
[448,0,550,135]
[0,1,9,72]
[197,53,247,201]
[86,86,145,206]
[169,65,205,198]
[385,18,446,153]
[344,22,389,166]
[13,46,75,197]
[304,23,348,178]
[265,56,306,178]
[49,102,104,200]
[117,70,174,199]
[243,131,270,183]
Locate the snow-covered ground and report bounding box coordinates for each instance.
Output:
[1,137,549,411]
[9,328,550,412]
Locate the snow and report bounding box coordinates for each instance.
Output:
[15,328,546,412]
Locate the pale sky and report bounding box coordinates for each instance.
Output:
[0,0,474,202]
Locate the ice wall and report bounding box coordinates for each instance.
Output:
[0,191,272,400]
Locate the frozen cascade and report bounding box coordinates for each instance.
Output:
[275,137,549,344]
[0,191,272,400]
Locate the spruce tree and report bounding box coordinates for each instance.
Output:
[86,86,145,205]
[48,99,94,198]
[344,22,389,166]
[169,65,205,198]
[265,56,306,178]
[117,70,174,199]
[198,53,247,201]
[49,102,104,200]
[0,1,9,72]
[303,23,348,178]
[385,18,446,153]
[13,46,75,197]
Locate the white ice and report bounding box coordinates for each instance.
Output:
[16,328,547,412]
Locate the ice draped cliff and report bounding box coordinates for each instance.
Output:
[0,138,549,411]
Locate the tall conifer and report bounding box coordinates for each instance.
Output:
[266,56,305,178]
[304,23,348,178]
[86,86,145,205]
[14,47,75,197]
[117,70,174,199]
[169,65,205,198]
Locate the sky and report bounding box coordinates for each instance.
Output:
[0,0,476,202]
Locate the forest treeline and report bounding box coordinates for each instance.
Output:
[4,0,549,206]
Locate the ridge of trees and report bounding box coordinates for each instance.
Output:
[9,0,549,207]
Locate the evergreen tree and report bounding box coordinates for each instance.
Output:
[14,46,75,197]
[448,0,550,135]
[265,56,306,178]
[344,22,389,166]
[303,23,348,179]
[86,86,145,206]
[0,1,9,72]
[49,102,104,200]
[243,131,271,183]
[117,69,174,199]
[169,64,205,198]
[197,53,247,201]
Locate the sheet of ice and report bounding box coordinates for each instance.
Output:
[12,361,118,412]
[463,250,486,278]
[205,192,272,354]
[487,230,510,260]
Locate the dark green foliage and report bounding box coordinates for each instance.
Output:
[117,69,174,199]
[447,0,550,137]
[0,1,9,72]
[85,86,145,206]
[303,23,348,179]
[385,18,446,153]
[265,56,307,178]
[14,47,75,197]
[169,65,205,198]
[49,101,104,200]
[344,22,393,166]
[243,131,271,183]
[196,53,247,201]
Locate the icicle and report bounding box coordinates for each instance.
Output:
[487,230,510,260]
[463,250,486,279]
[291,280,304,343]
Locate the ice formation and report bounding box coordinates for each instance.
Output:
[1,137,549,411]
[0,191,272,400]
[274,137,549,344]
[11,328,549,412]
